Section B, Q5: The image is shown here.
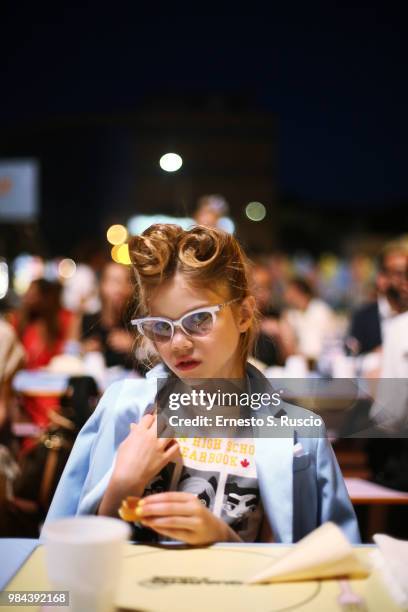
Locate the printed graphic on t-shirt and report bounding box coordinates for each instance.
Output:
[221,476,260,541]
[178,468,218,510]
[144,463,175,496]
[140,437,263,542]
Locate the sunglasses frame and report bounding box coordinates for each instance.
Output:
[130,297,241,342]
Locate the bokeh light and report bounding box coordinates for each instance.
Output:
[58,258,76,279]
[159,153,183,172]
[128,214,193,235]
[107,224,128,245]
[13,254,45,295]
[0,261,8,299]
[111,243,131,265]
[218,217,235,234]
[245,201,266,222]
[127,214,235,235]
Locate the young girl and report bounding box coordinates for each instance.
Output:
[44,224,360,544]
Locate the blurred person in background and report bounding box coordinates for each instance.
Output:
[250,262,295,366]
[0,319,25,437]
[79,262,135,370]
[62,263,100,316]
[9,279,73,370]
[316,253,374,310]
[283,276,336,368]
[347,253,376,308]
[370,254,408,434]
[347,242,408,356]
[61,240,106,315]
[266,252,291,311]
[8,279,73,428]
[193,194,229,229]
[367,252,408,501]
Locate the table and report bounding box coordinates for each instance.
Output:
[345,477,408,539]
[12,367,141,397]
[12,371,69,398]
[346,477,408,505]
[1,540,403,611]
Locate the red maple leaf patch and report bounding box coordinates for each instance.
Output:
[240,458,250,468]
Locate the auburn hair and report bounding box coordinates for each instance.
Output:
[128,224,257,369]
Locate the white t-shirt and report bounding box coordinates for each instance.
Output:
[139,437,264,543]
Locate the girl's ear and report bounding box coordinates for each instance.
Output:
[237,296,256,333]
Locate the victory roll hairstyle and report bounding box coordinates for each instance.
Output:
[128,224,257,367]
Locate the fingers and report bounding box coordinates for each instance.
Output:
[140,491,196,505]
[143,525,192,542]
[144,413,157,429]
[138,500,196,518]
[128,418,178,459]
[125,491,200,540]
[131,413,156,431]
[157,422,176,439]
[141,516,197,530]
[131,412,176,438]
[156,411,176,437]
[163,439,180,459]
[156,433,175,448]
[156,418,176,440]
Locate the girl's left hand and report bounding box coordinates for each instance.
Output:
[136,492,241,545]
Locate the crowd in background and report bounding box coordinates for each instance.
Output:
[1,236,408,413]
[1,219,408,537]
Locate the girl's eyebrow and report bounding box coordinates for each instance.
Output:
[150,303,212,319]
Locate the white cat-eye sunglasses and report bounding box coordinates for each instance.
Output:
[131,298,241,343]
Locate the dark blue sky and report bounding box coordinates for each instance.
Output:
[2,5,408,207]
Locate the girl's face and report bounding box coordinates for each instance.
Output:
[148,272,254,379]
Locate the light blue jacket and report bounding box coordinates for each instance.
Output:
[44,363,360,543]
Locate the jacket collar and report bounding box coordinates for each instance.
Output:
[145,362,171,379]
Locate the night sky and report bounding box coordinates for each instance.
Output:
[2,5,408,208]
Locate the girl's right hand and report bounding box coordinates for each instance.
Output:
[112,413,179,496]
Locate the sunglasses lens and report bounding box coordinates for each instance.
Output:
[141,320,172,342]
[183,311,213,336]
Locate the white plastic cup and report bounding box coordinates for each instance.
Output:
[42,516,130,612]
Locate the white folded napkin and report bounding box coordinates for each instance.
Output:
[247,522,370,584]
[372,533,408,610]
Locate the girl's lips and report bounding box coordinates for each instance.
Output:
[175,359,201,371]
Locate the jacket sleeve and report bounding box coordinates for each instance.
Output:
[42,381,128,529]
[316,431,361,543]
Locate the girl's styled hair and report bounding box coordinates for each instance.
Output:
[128,223,257,369]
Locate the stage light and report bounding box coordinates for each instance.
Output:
[111,245,121,263]
[159,153,183,172]
[245,201,266,222]
[107,224,128,245]
[58,258,76,279]
[111,244,131,265]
